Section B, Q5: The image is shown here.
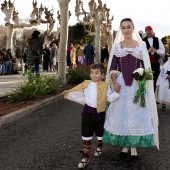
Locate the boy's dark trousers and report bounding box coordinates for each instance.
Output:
[81,104,105,159]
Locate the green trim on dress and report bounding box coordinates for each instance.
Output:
[103,130,154,147]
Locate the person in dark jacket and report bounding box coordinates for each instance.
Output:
[0,50,5,75]
[42,44,51,72]
[6,48,19,74]
[27,30,41,75]
[1,48,13,74]
[22,43,29,76]
[27,30,46,75]
[101,45,109,63]
[84,41,95,66]
[143,26,165,91]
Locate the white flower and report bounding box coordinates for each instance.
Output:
[133,68,144,76]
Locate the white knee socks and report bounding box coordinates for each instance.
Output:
[131,147,137,156]
[122,147,137,156]
[122,147,129,153]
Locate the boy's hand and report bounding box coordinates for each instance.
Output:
[62,90,68,95]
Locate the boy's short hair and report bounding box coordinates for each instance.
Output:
[90,63,105,74]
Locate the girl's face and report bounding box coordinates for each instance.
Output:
[120,21,134,38]
[90,69,104,82]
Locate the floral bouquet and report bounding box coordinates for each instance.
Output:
[132,67,154,107]
[166,70,170,89]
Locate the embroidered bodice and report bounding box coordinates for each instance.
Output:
[110,43,144,86]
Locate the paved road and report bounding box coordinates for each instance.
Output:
[0,96,170,170]
[0,72,26,97]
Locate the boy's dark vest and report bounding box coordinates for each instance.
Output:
[143,37,160,61]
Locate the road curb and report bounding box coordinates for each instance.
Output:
[0,93,63,128]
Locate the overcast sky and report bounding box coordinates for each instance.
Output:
[0,0,170,38]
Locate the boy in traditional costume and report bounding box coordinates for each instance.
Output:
[63,63,120,168]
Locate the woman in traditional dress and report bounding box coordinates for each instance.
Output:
[156,55,170,108]
[77,44,86,66]
[66,43,76,68]
[103,18,159,160]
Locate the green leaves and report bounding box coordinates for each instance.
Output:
[166,70,170,75]
[66,66,90,84]
[132,67,153,107]
[132,72,143,81]
[8,72,63,102]
[133,80,147,107]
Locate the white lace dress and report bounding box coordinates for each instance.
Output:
[156,57,170,104]
[103,43,155,147]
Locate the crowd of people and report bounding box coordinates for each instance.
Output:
[0,48,19,76]
[1,30,60,76]
[21,42,59,76]
[66,41,109,69]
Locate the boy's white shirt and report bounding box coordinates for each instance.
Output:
[67,81,120,107]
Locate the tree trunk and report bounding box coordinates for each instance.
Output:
[94,16,101,63]
[108,33,113,53]
[57,0,70,83]
[6,23,14,50]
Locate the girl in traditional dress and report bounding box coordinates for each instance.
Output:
[103,18,159,160]
[156,55,170,108]
[77,45,86,66]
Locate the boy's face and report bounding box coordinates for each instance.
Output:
[90,68,104,82]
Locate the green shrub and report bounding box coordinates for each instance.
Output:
[8,72,64,102]
[8,66,92,102]
[66,66,90,84]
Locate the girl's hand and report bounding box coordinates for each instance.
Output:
[113,83,121,92]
